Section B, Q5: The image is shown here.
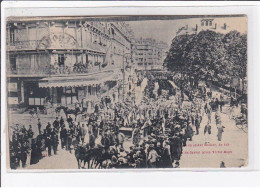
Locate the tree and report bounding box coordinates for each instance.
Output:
[165,29,247,88]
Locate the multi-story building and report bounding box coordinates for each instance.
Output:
[157,41,169,68]
[6,17,134,110]
[135,38,168,71]
[176,18,230,36]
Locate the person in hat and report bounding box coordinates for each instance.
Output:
[67,115,73,125]
[161,140,173,168]
[170,133,183,168]
[60,126,67,149]
[37,119,42,134]
[51,130,59,155]
[207,108,212,123]
[204,121,212,143]
[45,128,53,156]
[53,117,60,131]
[217,122,225,141]
[194,114,201,135]
[27,125,34,149]
[46,122,52,134]
[20,141,30,168]
[220,161,226,168]
[215,111,221,125]
[60,117,64,127]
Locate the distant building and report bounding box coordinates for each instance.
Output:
[176,18,230,36]
[6,17,134,109]
[135,38,168,70]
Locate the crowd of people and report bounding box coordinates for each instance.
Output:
[9,71,236,169]
[9,124,34,169]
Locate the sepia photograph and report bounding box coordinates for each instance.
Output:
[5,15,248,170]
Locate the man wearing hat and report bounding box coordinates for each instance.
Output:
[161,139,173,168]
[170,133,183,168]
[37,118,42,134]
[53,117,60,131]
[195,114,201,135]
[217,122,225,141]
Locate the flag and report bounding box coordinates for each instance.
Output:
[103,42,112,67]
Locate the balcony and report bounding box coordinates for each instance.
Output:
[7,40,39,51]
[49,62,111,76]
[86,42,107,53]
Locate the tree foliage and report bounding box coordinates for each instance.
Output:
[164,30,247,85]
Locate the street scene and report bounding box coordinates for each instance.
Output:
[6,16,248,169]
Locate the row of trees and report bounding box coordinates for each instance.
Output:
[164,30,247,87]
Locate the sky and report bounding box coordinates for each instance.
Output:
[127,16,247,46]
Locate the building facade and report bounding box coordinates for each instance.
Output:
[135,38,168,71]
[176,18,230,36]
[6,17,134,110]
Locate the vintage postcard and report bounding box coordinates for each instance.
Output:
[5,15,248,170]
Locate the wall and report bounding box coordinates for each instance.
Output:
[16,54,50,75]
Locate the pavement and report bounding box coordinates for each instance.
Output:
[179,105,248,168]
[179,83,248,168]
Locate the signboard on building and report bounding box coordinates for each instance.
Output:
[231,77,240,88]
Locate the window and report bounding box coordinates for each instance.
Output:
[209,21,212,26]
[10,28,15,45]
[58,54,65,66]
[201,22,204,26]
[9,55,16,71]
[86,54,88,63]
[206,21,208,26]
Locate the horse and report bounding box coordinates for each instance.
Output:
[74,144,90,169]
[84,145,118,169]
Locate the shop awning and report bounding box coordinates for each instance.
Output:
[39,70,120,88]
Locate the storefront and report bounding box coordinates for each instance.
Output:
[56,85,100,107]
[38,70,120,108]
[25,81,49,108]
[7,78,19,108]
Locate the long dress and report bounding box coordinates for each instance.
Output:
[217,125,224,141]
